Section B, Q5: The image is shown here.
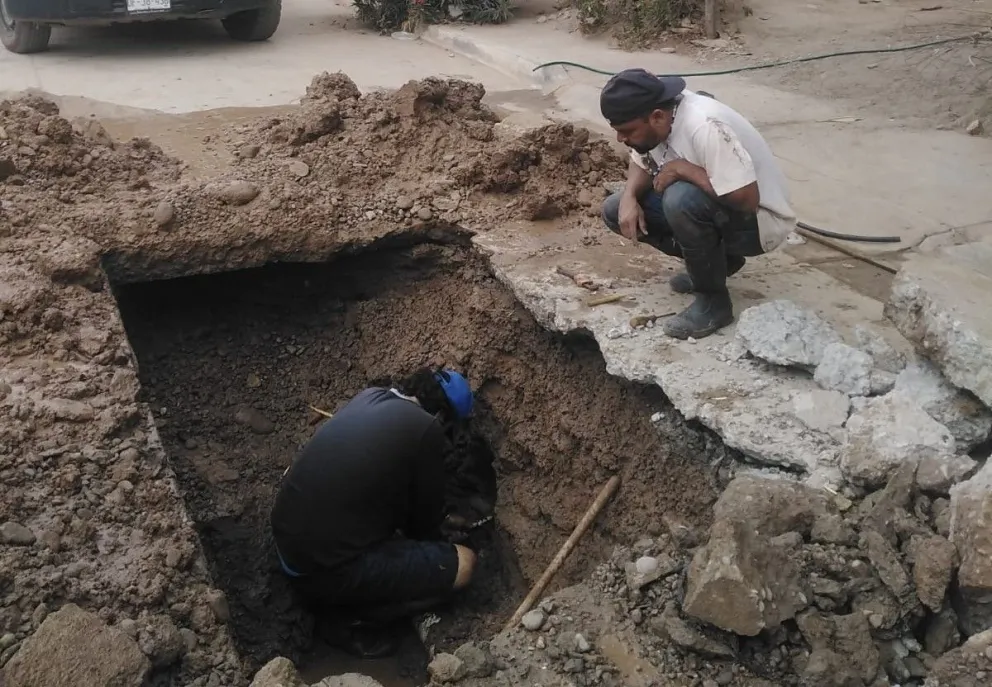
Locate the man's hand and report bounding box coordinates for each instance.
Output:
[440,513,472,544]
[617,194,646,243]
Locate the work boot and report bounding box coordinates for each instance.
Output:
[664,248,734,340]
[669,255,745,294]
[663,291,734,340]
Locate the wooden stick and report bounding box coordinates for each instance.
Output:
[309,404,334,418]
[586,293,625,307]
[502,475,621,633]
[795,227,898,275]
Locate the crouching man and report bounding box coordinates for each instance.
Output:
[600,69,797,339]
[270,367,479,658]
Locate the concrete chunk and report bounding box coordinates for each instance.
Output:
[814,342,873,396]
[894,361,992,451]
[854,324,908,374]
[950,461,992,634]
[3,603,150,687]
[791,389,851,432]
[840,393,956,488]
[885,244,992,409]
[736,300,843,369]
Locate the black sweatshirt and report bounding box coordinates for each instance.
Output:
[271,387,447,573]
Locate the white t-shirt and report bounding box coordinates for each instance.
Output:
[630,90,796,253]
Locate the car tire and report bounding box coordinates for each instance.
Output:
[0,0,52,54]
[222,0,281,42]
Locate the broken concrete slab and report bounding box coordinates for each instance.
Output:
[928,628,992,685]
[650,603,735,659]
[3,603,150,687]
[791,389,851,433]
[893,361,992,451]
[814,342,873,396]
[712,475,835,537]
[949,460,992,635]
[885,244,992,409]
[854,324,908,375]
[736,300,843,369]
[840,392,956,488]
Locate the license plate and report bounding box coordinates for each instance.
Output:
[127,0,171,12]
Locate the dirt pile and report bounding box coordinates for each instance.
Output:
[229,73,624,223]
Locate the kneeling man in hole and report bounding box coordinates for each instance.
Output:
[271,367,492,658]
[600,69,797,340]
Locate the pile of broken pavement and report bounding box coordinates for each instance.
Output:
[414,274,992,687]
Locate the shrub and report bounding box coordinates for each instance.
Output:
[353,0,512,33]
[575,0,701,46]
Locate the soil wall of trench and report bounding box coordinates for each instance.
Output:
[112,239,720,675]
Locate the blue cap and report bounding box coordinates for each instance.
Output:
[435,369,474,419]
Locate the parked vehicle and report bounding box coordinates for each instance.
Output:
[1,0,282,54]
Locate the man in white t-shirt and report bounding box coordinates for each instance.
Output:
[600,68,797,340]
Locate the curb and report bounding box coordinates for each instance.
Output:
[421,26,572,91]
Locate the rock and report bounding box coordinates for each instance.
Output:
[453,642,493,678]
[428,653,467,683]
[234,407,275,434]
[214,180,260,205]
[288,160,310,178]
[521,609,546,631]
[929,628,992,684]
[0,157,17,181]
[932,497,952,537]
[563,657,584,673]
[137,614,186,668]
[810,513,857,546]
[712,475,834,537]
[869,369,897,395]
[966,119,984,136]
[205,589,230,623]
[417,207,433,221]
[153,201,175,228]
[797,611,879,685]
[916,453,978,495]
[861,529,913,602]
[735,300,844,369]
[314,676,385,687]
[0,633,15,651]
[840,393,956,488]
[238,144,261,159]
[908,534,958,612]
[250,657,306,687]
[884,244,992,409]
[0,522,36,546]
[791,389,851,432]
[651,604,735,658]
[924,605,962,656]
[814,343,873,395]
[40,398,95,422]
[396,196,414,211]
[949,461,992,634]
[894,361,992,451]
[625,554,679,590]
[683,518,808,635]
[575,633,592,653]
[3,604,150,687]
[854,324,907,374]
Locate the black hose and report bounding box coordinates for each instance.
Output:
[797,221,901,244]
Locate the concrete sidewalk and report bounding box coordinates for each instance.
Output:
[425,22,992,256]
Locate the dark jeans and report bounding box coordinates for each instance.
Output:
[281,537,460,625]
[601,180,764,260]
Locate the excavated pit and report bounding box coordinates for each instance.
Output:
[112,240,719,684]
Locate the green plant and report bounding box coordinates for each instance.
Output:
[576,0,701,46]
[352,0,512,32]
